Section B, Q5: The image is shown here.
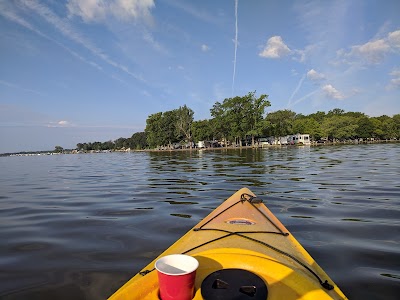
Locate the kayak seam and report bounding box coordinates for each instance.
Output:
[196,194,288,236]
[183,230,284,254]
[241,193,288,235]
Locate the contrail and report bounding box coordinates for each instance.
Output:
[20,0,145,83]
[288,73,306,107]
[232,0,238,96]
[292,89,319,106]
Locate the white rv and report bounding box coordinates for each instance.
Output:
[287,134,310,145]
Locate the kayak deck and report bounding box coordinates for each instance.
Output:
[109,188,347,299]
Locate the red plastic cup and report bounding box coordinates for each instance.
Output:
[155,254,199,300]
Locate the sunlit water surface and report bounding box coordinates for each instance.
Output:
[0,144,399,299]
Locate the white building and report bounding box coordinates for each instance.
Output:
[287,134,310,145]
[197,141,205,148]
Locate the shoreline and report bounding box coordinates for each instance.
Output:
[2,139,399,157]
[140,139,399,153]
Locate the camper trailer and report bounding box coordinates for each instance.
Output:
[287,134,310,145]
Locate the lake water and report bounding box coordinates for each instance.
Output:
[0,144,399,299]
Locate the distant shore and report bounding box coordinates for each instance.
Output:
[142,139,399,153]
[2,139,399,157]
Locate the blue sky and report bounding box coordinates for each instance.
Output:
[0,0,399,153]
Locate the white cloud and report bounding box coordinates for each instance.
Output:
[66,0,155,24]
[293,1,350,44]
[142,29,167,54]
[201,44,210,52]
[292,44,318,63]
[349,88,362,96]
[322,84,344,100]
[307,69,326,81]
[352,39,391,64]
[388,30,400,49]
[292,49,307,63]
[111,0,155,22]
[259,36,291,58]
[163,1,217,24]
[388,78,400,89]
[141,90,151,97]
[337,29,400,65]
[47,120,73,128]
[66,0,106,22]
[389,69,400,77]
[258,36,317,63]
[387,68,400,90]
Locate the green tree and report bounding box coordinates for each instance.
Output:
[162,109,178,147]
[76,101,400,151]
[192,119,213,142]
[101,140,114,150]
[322,115,358,140]
[293,117,323,140]
[128,132,148,149]
[393,114,400,139]
[94,142,101,150]
[114,137,127,149]
[175,105,194,148]
[265,110,296,137]
[328,108,345,116]
[308,111,326,123]
[210,92,270,147]
[344,111,366,119]
[210,101,230,146]
[145,112,163,148]
[376,115,397,139]
[356,117,375,139]
[242,92,271,146]
[54,145,63,153]
[370,118,385,139]
[222,95,247,146]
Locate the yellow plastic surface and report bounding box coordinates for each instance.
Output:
[109,188,348,300]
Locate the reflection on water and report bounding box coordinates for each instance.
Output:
[381,273,400,280]
[341,218,372,223]
[0,144,399,299]
[170,213,192,219]
[163,200,199,205]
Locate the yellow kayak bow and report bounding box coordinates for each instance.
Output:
[109,187,347,299]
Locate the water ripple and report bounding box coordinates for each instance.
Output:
[0,144,399,299]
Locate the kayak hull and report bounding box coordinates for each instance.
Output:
[109,188,347,299]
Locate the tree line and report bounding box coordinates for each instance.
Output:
[76,91,400,151]
[76,132,147,151]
